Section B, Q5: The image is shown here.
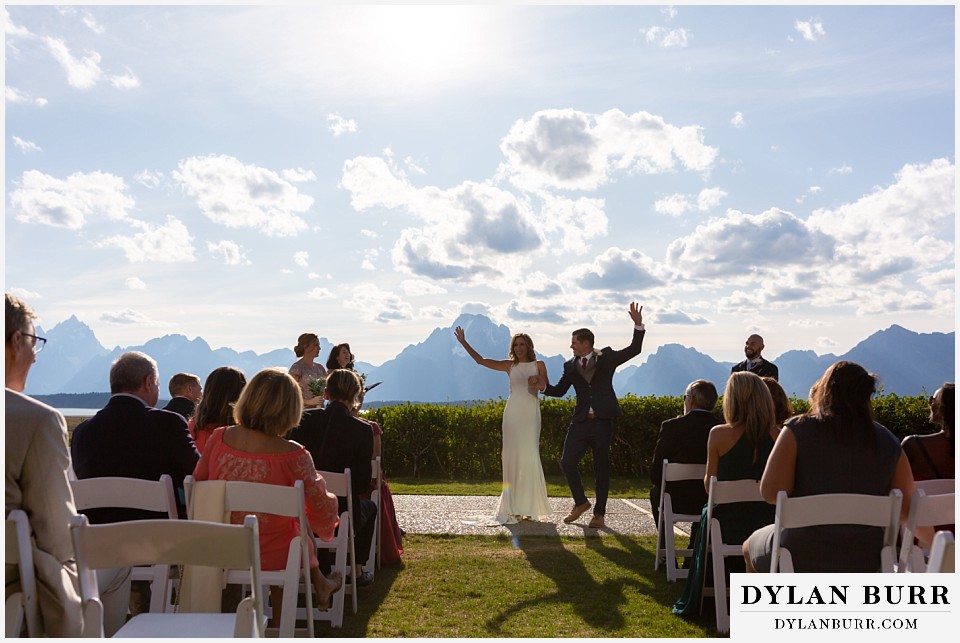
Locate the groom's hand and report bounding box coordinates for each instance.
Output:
[528,375,544,391]
[629,302,644,326]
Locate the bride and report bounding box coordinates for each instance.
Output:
[454,326,552,524]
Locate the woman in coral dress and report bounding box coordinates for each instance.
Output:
[193,367,343,612]
[188,366,246,454]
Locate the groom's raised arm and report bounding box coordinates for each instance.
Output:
[607,302,646,368]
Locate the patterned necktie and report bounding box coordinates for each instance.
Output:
[581,357,588,370]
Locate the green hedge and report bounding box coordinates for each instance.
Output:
[366,394,937,479]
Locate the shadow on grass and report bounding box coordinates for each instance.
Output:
[485,523,644,635]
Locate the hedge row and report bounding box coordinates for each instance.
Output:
[365,394,937,479]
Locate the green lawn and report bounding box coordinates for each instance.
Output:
[327,533,716,638]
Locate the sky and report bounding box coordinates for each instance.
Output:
[3,3,956,367]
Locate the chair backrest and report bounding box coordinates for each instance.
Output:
[926,531,955,573]
[662,460,707,485]
[914,479,955,496]
[898,489,956,572]
[70,514,264,636]
[771,490,902,573]
[70,474,178,519]
[6,510,41,637]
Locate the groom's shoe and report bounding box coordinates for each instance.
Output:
[588,514,605,529]
[563,501,592,524]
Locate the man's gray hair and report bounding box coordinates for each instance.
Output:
[110,351,158,394]
[686,379,718,412]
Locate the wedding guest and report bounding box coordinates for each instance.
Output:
[902,383,954,481]
[289,332,326,409]
[744,361,928,572]
[162,372,202,419]
[325,342,355,372]
[289,369,377,586]
[188,366,247,454]
[193,367,343,614]
[6,293,84,636]
[762,376,794,427]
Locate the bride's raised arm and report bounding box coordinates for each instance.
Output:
[454,326,512,373]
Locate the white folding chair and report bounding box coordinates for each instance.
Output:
[914,479,955,496]
[5,510,41,638]
[654,460,706,581]
[770,490,902,573]
[308,468,357,626]
[363,456,382,575]
[185,477,316,637]
[898,489,955,573]
[926,531,955,573]
[70,514,265,638]
[70,475,179,612]
[700,476,764,634]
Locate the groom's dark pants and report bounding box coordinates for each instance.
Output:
[560,418,613,516]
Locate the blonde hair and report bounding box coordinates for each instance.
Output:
[326,369,362,407]
[233,367,303,437]
[294,333,318,358]
[508,333,536,364]
[723,371,776,460]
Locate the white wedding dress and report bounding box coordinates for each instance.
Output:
[494,360,552,524]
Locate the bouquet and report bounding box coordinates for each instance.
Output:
[307,376,326,397]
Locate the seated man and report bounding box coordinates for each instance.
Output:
[650,379,719,549]
[5,293,129,636]
[71,351,199,522]
[162,372,202,420]
[288,369,377,586]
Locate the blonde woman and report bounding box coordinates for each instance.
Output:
[455,327,551,524]
[289,333,326,408]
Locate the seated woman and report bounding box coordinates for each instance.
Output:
[762,376,794,427]
[188,366,246,454]
[902,382,954,481]
[673,371,779,615]
[744,361,927,573]
[325,342,404,564]
[192,367,343,614]
[289,333,326,409]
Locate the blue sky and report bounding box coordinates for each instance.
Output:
[4,4,955,366]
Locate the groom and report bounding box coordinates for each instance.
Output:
[531,302,646,528]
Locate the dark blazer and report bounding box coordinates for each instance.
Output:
[542,328,645,422]
[731,357,779,380]
[649,409,718,517]
[71,394,199,522]
[162,396,196,419]
[288,402,373,502]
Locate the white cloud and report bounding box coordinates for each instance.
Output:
[5,86,48,106]
[788,318,832,328]
[125,277,147,290]
[360,229,378,238]
[344,284,413,323]
[564,247,665,291]
[640,26,691,48]
[655,187,726,217]
[460,301,493,316]
[307,272,321,280]
[10,170,134,229]
[9,287,41,300]
[731,112,745,128]
[498,108,718,192]
[404,157,427,175]
[808,186,822,194]
[666,207,835,279]
[817,336,839,348]
[506,300,568,324]
[654,308,710,325]
[82,12,105,35]
[208,240,250,265]
[401,279,447,296]
[44,36,104,89]
[327,113,358,136]
[521,272,564,298]
[99,216,196,263]
[134,169,164,189]
[100,308,165,325]
[539,195,608,253]
[307,287,335,300]
[360,249,379,271]
[418,306,455,319]
[829,165,853,175]
[173,154,312,237]
[293,251,309,268]
[340,156,416,211]
[4,9,32,37]
[282,168,317,182]
[795,18,826,42]
[109,68,140,89]
[661,6,678,21]
[12,136,41,153]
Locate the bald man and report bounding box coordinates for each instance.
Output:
[731,334,779,380]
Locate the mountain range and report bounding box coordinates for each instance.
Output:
[27,314,954,405]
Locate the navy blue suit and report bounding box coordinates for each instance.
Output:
[542,327,645,516]
[71,394,199,522]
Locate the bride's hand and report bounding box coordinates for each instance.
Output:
[454,326,466,344]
